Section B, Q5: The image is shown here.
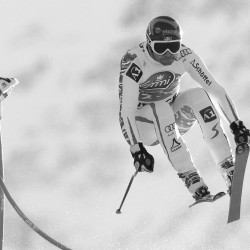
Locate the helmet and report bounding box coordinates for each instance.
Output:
[146,16,182,43]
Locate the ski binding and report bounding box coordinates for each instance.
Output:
[189,191,226,208]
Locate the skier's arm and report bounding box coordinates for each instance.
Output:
[119,51,155,172]
[119,51,142,146]
[184,51,239,124]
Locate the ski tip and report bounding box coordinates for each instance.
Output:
[189,203,195,208]
[227,212,240,224]
[227,216,240,224]
[189,191,226,208]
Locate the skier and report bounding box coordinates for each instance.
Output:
[118,16,250,203]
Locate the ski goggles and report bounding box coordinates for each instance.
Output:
[150,40,181,55]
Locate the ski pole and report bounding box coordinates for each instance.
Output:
[0,176,73,250]
[116,169,139,214]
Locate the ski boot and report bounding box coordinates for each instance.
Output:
[178,170,226,207]
[193,185,211,201]
[219,157,234,195]
[178,170,209,197]
[189,186,226,207]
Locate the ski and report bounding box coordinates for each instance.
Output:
[227,142,249,223]
[189,191,226,208]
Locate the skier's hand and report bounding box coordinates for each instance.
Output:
[130,142,154,173]
[230,120,250,145]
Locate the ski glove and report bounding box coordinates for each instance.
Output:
[130,142,154,173]
[230,120,250,145]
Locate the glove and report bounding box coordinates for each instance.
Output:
[130,142,154,173]
[230,120,250,145]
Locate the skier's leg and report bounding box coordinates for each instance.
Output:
[135,106,159,146]
[178,171,210,200]
[172,88,234,191]
[136,101,210,199]
[172,99,197,136]
[218,156,234,194]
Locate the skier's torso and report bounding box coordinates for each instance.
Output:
[124,41,191,104]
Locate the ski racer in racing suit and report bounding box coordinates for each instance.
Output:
[118,16,250,201]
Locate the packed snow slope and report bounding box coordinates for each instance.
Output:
[0,0,250,249]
